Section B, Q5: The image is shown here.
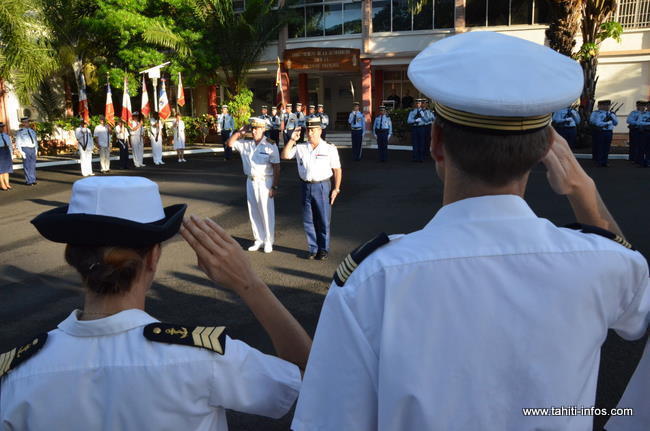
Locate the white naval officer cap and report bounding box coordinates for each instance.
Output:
[407,31,583,133]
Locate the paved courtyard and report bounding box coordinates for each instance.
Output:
[1,147,648,430]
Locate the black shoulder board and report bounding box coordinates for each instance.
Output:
[0,333,48,378]
[333,232,390,287]
[143,323,226,355]
[565,223,634,250]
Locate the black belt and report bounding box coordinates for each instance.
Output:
[376,129,389,132]
[301,179,329,184]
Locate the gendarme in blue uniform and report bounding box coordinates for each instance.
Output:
[589,103,618,167]
[348,104,365,161]
[373,108,393,162]
[626,101,646,164]
[552,108,580,149]
[407,100,427,162]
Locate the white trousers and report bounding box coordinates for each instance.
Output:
[151,138,163,164]
[246,177,275,244]
[99,146,110,171]
[131,137,144,167]
[79,148,93,176]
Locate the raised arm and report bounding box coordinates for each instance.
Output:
[543,127,623,236]
[281,129,300,160]
[181,216,312,370]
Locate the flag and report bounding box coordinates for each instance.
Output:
[177,72,185,107]
[158,78,171,120]
[78,73,90,124]
[141,75,150,117]
[121,76,132,123]
[275,57,282,88]
[105,80,115,126]
[350,80,355,101]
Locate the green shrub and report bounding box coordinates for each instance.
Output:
[227,88,253,129]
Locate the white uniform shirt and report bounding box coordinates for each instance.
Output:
[292,195,650,431]
[1,309,301,431]
[173,119,185,142]
[285,139,341,182]
[14,127,37,150]
[93,124,110,148]
[232,137,280,177]
[115,124,130,141]
[129,121,144,140]
[74,127,93,151]
[149,120,162,141]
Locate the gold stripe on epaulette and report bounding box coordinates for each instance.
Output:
[0,348,16,376]
[613,235,633,249]
[192,326,225,354]
[335,254,359,284]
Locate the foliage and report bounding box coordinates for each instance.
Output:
[227,89,254,129]
[32,80,65,121]
[388,109,412,138]
[575,21,623,61]
[0,0,57,103]
[184,114,215,143]
[191,0,289,96]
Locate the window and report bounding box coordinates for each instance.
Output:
[466,0,549,26]
[371,0,455,32]
[289,0,362,38]
[616,0,650,29]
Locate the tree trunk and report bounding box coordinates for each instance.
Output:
[208,85,218,116]
[545,0,583,56]
[63,76,74,117]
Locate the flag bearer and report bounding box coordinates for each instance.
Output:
[75,119,95,177]
[373,105,393,162]
[348,102,365,161]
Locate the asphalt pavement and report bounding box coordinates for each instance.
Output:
[1,147,648,430]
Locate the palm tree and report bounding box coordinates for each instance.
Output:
[544,0,583,56]
[192,0,290,97]
[0,0,57,105]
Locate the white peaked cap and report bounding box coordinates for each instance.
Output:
[67,176,165,223]
[407,31,584,132]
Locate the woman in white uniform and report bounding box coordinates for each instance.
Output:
[173,112,186,162]
[74,119,94,177]
[227,118,281,254]
[129,112,145,167]
[149,114,164,165]
[1,176,311,430]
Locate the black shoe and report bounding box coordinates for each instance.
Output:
[307,252,317,260]
[316,250,328,260]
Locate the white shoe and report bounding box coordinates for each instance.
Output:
[160,161,165,165]
[248,241,263,251]
[263,243,273,253]
[182,158,187,162]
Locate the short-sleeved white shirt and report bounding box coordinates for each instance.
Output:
[1,309,301,431]
[232,137,280,177]
[285,139,341,182]
[93,125,110,148]
[292,195,650,431]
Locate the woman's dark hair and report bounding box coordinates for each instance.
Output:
[436,116,551,187]
[65,245,154,295]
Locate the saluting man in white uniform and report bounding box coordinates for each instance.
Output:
[291,32,650,431]
[227,118,281,254]
[75,119,94,177]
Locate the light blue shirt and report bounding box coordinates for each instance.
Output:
[348,111,364,129]
[296,112,306,127]
[15,127,38,151]
[627,110,643,128]
[373,114,392,138]
[422,109,435,125]
[270,114,281,130]
[284,113,297,130]
[218,113,234,131]
[552,109,580,128]
[636,111,650,129]
[590,110,618,131]
[317,113,329,129]
[407,108,426,126]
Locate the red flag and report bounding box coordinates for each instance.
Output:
[177,72,185,107]
[78,73,90,124]
[121,76,132,123]
[105,81,115,126]
[141,75,150,117]
[158,79,171,120]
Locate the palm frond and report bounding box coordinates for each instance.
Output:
[142,22,191,57]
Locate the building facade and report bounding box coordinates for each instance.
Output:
[239,0,650,134]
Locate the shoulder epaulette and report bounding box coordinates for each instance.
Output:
[0,333,48,378]
[143,323,226,355]
[565,223,634,250]
[334,232,390,287]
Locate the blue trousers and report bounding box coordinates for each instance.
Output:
[639,130,650,167]
[301,180,331,253]
[351,129,363,160]
[117,140,130,169]
[22,147,37,184]
[221,130,232,159]
[375,130,389,161]
[556,126,577,150]
[593,130,613,166]
[411,126,426,161]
